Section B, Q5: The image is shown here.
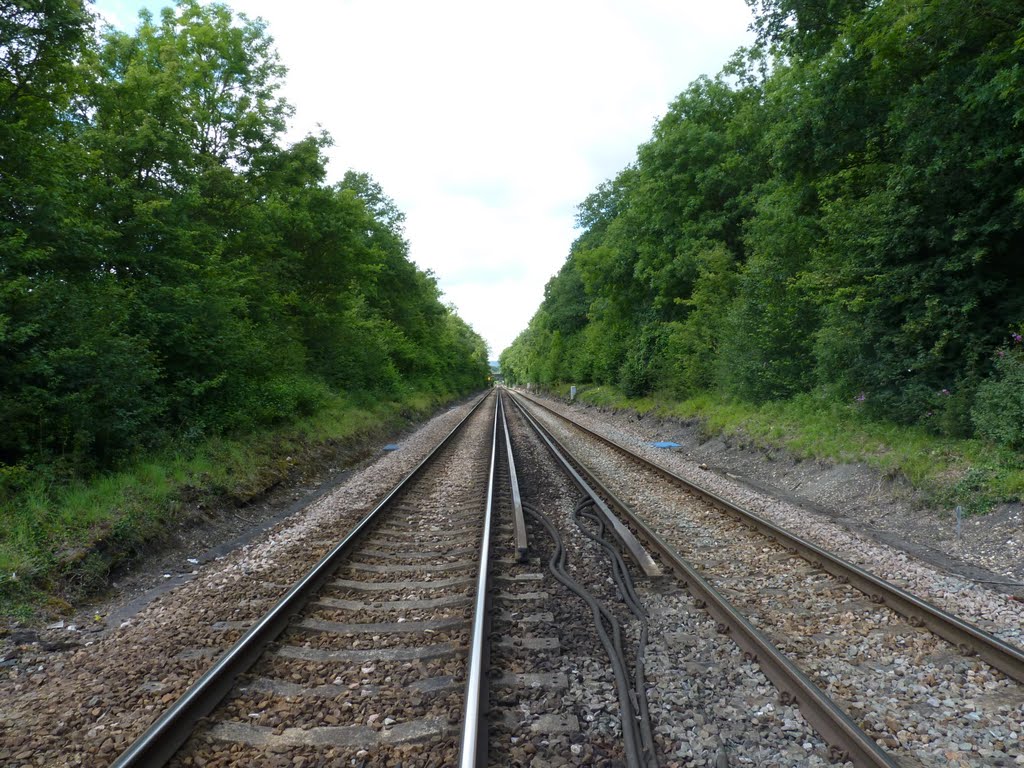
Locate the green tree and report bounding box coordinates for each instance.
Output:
[1,0,489,475]
[508,0,1024,445]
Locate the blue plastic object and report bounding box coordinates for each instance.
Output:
[649,441,681,449]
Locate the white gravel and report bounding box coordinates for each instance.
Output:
[507,396,851,767]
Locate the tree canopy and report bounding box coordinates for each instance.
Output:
[0,0,489,476]
[502,0,1024,446]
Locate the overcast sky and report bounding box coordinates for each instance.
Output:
[93,0,755,358]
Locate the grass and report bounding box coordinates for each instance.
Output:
[567,384,1024,516]
[0,388,455,621]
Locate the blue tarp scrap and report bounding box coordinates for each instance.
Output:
[649,441,681,449]
[383,444,400,451]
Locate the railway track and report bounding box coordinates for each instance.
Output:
[113,392,497,767]
[509,389,1024,767]
[111,390,665,767]
[72,386,1022,767]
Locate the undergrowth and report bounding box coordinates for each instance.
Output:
[0,389,449,621]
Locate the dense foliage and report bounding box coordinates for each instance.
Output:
[0,0,489,478]
[502,0,1024,447]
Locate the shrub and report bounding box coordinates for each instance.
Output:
[972,335,1024,449]
[240,374,333,429]
[619,324,666,397]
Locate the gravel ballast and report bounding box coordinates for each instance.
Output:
[519,392,1024,767]
[0,397,483,767]
[504,397,850,767]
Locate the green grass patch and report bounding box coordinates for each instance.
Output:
[570,384,1023,515]
[0,388,457,621]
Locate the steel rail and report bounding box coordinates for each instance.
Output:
[499,391,529,562]
[514,390,1024,685]
[508,391,897,767]
[508,394,660,578]
[111,391,495,768]
[458,393,501,768]
[508,396,656,766]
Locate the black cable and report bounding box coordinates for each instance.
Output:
[522,501,647,768]
[574,500,657,767]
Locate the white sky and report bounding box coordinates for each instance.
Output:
[94,0,754,358]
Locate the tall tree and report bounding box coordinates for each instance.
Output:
[508,0,1024,443]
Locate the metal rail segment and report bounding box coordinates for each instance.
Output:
[499,393,529,562]
[514,390,1024,686]
[509,394,660,579]
[111,391,495,768]
[458,394,501,767]
[509,391,898,767]
[507,394,657,768]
